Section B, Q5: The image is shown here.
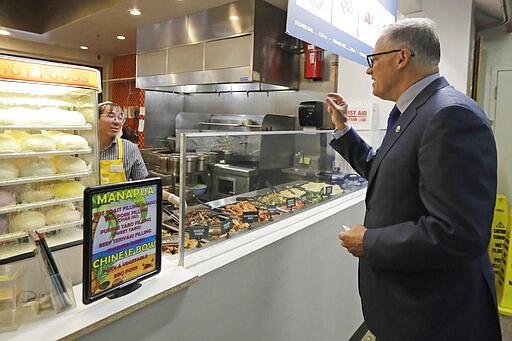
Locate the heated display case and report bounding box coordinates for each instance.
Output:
[161,128,366,263]
[0,55,101,263]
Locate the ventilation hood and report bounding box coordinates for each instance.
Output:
[135,0,300,93]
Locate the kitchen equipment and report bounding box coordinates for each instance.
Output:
[165,136,176,152]
[159,154,170,173]
[136,0,299,93]
[211,164,258,198]
[168,153,180,176]
[175,112,295,170]
[185,153,198,174]
[197,153,210,172]
[0,55,101,263]
[298,101,333,129]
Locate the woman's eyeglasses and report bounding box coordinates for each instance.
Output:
[101,112,125,122]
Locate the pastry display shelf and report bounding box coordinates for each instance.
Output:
[0,170,92,186]
[36,219,83,235]
[0,148,92,159]
[0,220,82,241]
[0,124,93,130]
[0,220,83,262]
[0,196,83,215]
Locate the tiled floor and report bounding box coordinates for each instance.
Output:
[358,314,512,340]
[501,314,512,341]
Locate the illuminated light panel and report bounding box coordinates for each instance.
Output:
[116,35,126,40]
[80,45,89,50]
[129,9,141,16]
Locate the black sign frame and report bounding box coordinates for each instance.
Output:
[82,178,162,304]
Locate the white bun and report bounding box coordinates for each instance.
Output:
[2,107,34,125]
[9,211,45,232]
[0,134,21,153]
[0,161,19,180]
[54,180,84,198]
[21,188,54,203]
[19,158,56,177]
[0,215,9,235]
[53,156,88,173]
[4,130,31,142]
[38,108,86,125]
[45,206,81,225]
[0,190,15,207]
[20,134,57,152]
[50,133,89,150]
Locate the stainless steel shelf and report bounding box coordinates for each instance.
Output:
[0,170,92,186]
[0,196,83,214]
[0,124,93,130]
[0,148,92,158]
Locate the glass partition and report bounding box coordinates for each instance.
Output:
[159,130,366,264]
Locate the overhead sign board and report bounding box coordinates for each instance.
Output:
[286,0,397,66]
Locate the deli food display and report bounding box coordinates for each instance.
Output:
[162,181,346,255]
[0,55,101,263]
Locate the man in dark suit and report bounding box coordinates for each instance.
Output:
[326,18,502,340]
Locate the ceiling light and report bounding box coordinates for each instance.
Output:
[129,9,141,16]
[0,29,11,36]
[116,35,126,40]
[80,45,89,50]
[229,15,239,21]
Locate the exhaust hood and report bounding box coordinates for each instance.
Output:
[135,0,300,94]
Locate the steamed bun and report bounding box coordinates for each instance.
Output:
[53,156,88,173]
[0,160,19,180]
[0,134,21,153]
[9,211,45,232]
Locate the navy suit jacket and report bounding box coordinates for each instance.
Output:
[330,77,501,340]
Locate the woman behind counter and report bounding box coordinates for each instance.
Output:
[98,101,148,185]
[98,101,180,206]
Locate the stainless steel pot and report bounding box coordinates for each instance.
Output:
[168,154,180,176]
[185,153,198,173]
[197,153,210,172]
[159,154,170,172]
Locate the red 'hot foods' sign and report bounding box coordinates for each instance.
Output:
[0,56,101,90]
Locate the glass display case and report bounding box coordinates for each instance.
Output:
[0,55,101,263]
[160,128,367,263]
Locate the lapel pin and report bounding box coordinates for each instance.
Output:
[395,125,401,133]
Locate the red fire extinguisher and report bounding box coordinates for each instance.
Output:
[304,43,323,80]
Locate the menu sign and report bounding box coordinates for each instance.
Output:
[82,178,162,304]
[286,0,397,66]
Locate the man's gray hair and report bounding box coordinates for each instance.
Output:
[381,17,440,66]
